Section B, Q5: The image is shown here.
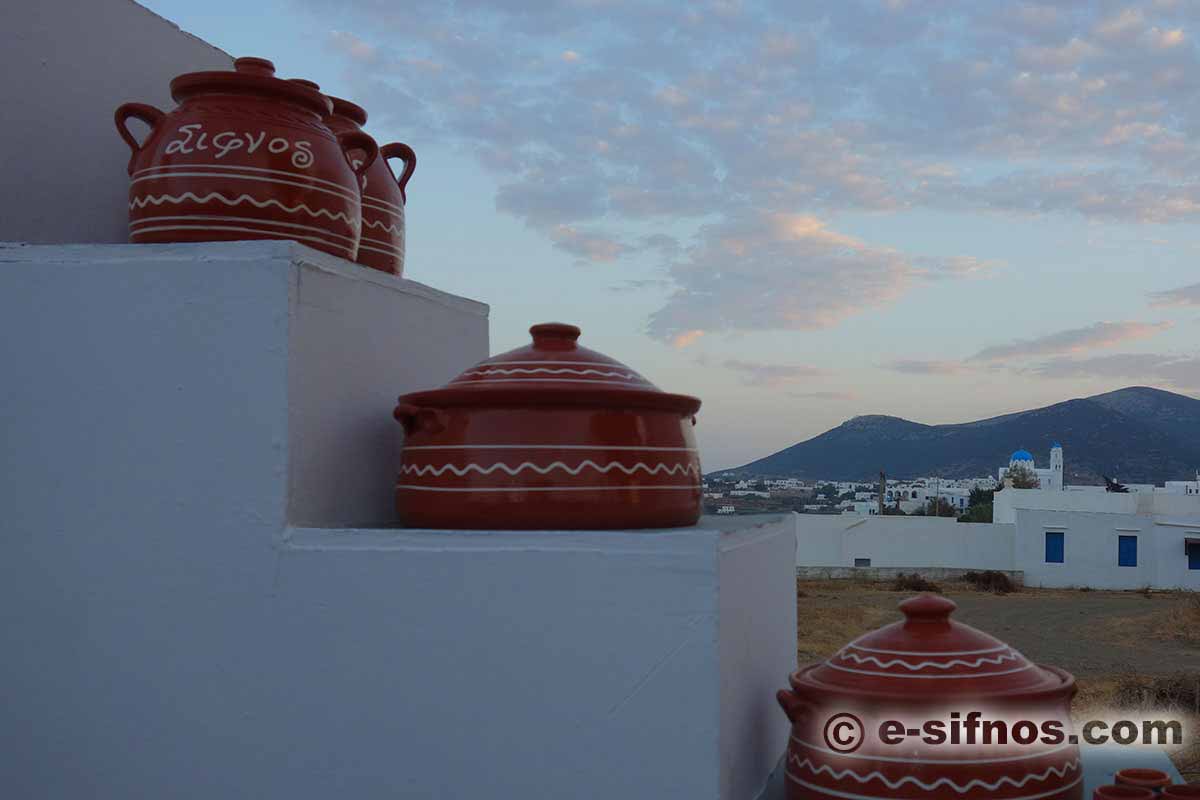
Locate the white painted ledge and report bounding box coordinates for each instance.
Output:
[1,241,795,800]
[277,515,798,800]
[1,239,489,529]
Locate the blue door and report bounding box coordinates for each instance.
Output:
[1118,535,1137,567]
[1189,543,1200,570]
[1045,532,1064,563]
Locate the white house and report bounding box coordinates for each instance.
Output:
[795,512,1200,590]
[797,439,1200,589]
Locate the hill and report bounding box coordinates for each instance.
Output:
[721,387,1200,484]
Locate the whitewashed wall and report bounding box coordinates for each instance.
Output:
[795,515,1015,571]
[993,488,1136,523]
[795,510,1200,590]
[0,241,795,800]
[0,0,231,244]
[1016,510,1200,590]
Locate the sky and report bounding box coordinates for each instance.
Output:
[142,0,1200,470]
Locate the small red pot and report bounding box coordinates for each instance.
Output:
[325,96,415,276]
[778,594,1083,800]
[115,57,376,260]
[1095,787,1157,800]
[1164,786,1200,798]
[1117,769,1172,791]
[393,322,702,529]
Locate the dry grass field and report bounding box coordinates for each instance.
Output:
[796,578,1200,781]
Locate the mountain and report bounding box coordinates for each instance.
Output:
[721,387,1200,485]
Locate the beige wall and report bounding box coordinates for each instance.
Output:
[1,1,230,244]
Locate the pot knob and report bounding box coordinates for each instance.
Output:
[235,56,276,76]
[530,322,581,350]
[899,593,957,624]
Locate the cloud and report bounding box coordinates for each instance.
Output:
[546,225,629,262]
[671,329,705,348]
[720,358,830,387]
[972,321,1172,361]
[880,359,974,375]
[647,213,986,341]
[310,0,1200,335]
[788,390,859,401]
[1027,352,1200,388]
[1150,282,1200,307]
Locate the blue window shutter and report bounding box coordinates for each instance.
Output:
[1189,543,1200,570]
[1118,535,1137,567]
[1045,532,1065,563]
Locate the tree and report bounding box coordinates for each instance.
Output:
[960,487,994,523]
[1006,463,1039,489]
[913,497,958,517]
[958,504,993,523]
[968,487,994,506]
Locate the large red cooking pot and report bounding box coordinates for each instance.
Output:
[393,322,702,529]
[778,594,1083,800]
[324,95,415,276]
[115,57,377,260]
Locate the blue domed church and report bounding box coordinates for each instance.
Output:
[999,443,1064,490]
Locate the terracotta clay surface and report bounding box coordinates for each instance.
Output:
[1164,786,1200,798]
[777,594,1084,800]
[1116,769,1172,790]
[1094,787,1157,799]
[325,96,414,275]
[393,322,702,529]
[116,57,376,260]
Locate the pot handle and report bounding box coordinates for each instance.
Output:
[338,131,379,184]
[393,403,445,437]
[380,142,417,203]
[114,102,166,174]
[776,689,808,724]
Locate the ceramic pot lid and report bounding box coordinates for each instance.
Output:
[170,57,332,117]
[795,594,1071,700]
[400,322,702,414]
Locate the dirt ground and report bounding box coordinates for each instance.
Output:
[796,580,1200,780]
[796,581,1199,676]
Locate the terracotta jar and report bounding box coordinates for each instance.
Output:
[1164,786,1200,798]
[115,57,377,260]
[324,95,415,276]
[393,322,702,529]
[1096,788,1157,800]
[777,594,1083,800]
[1117,769,1172,791]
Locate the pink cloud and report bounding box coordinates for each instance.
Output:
[972,321,1172,361]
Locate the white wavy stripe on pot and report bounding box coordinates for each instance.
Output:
[399,460,700,478]
[786,751,1082,793]
[133,162,359,196]
[130,190,359,225]
[130,221,356,257]
[785,772,1083,800]
[831,648,1024,672]
[131,171,359,203]
[789,736,1079,765]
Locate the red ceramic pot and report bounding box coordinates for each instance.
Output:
[393,322,702,529]
[115,57,377,260]
[1164,786,1200,798]
[778,594,1083,800]
[1095,788,1157,799]
[1117,769,1172,791]
[325,96,415,276]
